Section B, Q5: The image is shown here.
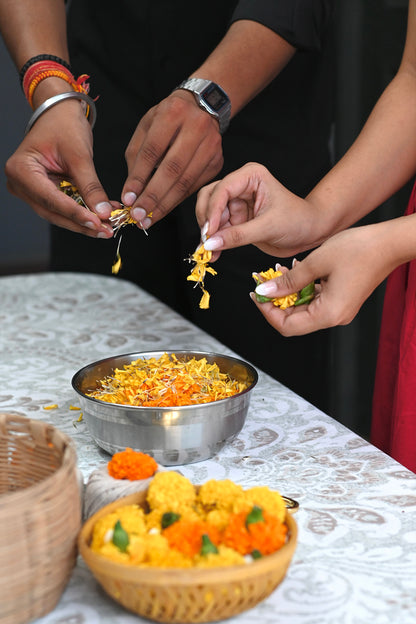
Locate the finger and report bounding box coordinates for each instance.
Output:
[250,293,331,336]
[71,167,113,222]
[13,181,112,237]
[203,212,279,252]
[8,170,112,238]
[129,119,222,226]
[198,186,234,245]
[141,139,223,226]
[200,163,273,235]
[254,259,320,299]
[196,182,220,231]
[121,103,184,207]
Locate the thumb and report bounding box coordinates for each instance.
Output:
[72,167,113,221]
[255,259,317,299]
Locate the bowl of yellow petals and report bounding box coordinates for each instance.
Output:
[72,350,258,465]
[78,472,298,624]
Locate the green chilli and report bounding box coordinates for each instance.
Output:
[294,281,315,307]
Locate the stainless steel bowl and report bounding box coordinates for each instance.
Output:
[71,350,258,465]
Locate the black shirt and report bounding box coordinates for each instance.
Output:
[55,0,336,412]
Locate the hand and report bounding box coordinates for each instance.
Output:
[5,100,114,238]
[195,163,326,261]
[121,90,224,228]
[250,224,399,336]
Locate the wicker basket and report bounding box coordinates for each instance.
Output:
[0,413,82,624]
[79,489,298,624]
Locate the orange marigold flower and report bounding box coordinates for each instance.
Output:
[108,448,158,481]
[87,353,246,407]
[222,512,253,555]
[222,509,288,556]
[248,511,288,555]
[162,519,221,558]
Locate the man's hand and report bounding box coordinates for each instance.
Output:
[121,90,224,228]
[5,99,113,238]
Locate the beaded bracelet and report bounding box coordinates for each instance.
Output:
[19,54,72,87]
[24,92,97,135]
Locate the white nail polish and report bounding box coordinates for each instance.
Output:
[256,282,275,296]
[204,236,222,251]
[201,221,209,243]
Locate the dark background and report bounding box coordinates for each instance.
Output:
[0,0,411,440]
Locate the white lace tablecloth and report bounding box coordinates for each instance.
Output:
[1,272,416,624]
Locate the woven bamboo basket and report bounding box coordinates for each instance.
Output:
[79,489,298,623]
[0,413,82,624]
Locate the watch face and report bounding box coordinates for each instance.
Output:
[202,83,229,112]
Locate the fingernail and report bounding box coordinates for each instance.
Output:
[292,258,298,268]
[97,225,113,239]
[204,236,222,251]
[201,221,209,243]
[95,201,112,217]
[256,282,276,296]
[140,216,152,229]
[123,191,137,206]
[84,221,96,230]
[132,207,147,222]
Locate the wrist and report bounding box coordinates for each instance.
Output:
[31,77,77,108]
[173,78,231,134]
[25,92,97,135]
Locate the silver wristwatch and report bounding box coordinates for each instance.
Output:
[175,78,231,134]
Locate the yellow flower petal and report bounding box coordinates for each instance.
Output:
[199,289,210,309]
[112,253,122,275]
[186,244,217,309]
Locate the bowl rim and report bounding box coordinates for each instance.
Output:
[71,350,259,411]
[78,488,297,585]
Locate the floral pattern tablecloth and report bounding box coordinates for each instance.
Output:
[1,272,416,624]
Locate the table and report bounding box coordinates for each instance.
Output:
[1,272,416,624]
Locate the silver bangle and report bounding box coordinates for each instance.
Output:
[24,91,97,135]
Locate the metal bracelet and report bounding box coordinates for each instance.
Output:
[24,91,97,135]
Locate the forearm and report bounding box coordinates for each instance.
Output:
[309,72,416,237]
[308,2,416,238]
[0,0,68,67]
[190,20,296,117]
[0,0,70,106]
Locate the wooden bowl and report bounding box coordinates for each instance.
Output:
[78,489,297,623]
